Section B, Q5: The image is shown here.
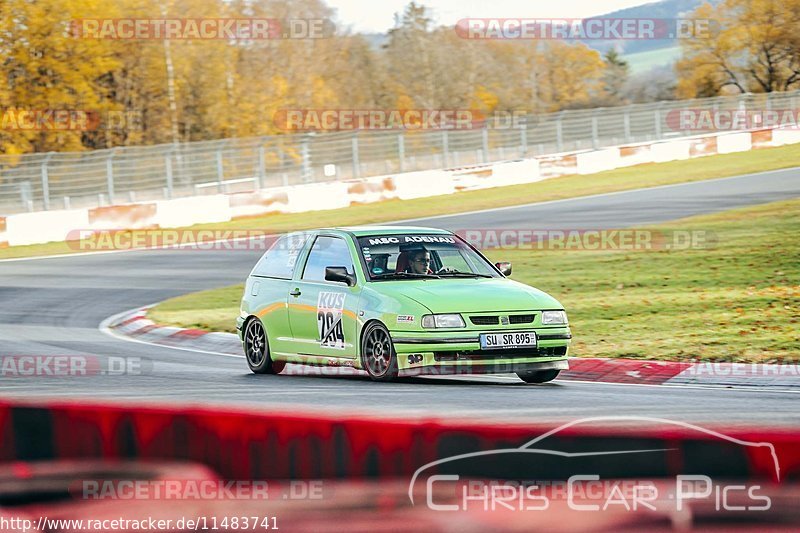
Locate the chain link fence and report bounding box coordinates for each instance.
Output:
[1,90,799,215]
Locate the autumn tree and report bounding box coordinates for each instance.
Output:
[0,0,121,153]
[600,49,630,106]
[677,0,800,97]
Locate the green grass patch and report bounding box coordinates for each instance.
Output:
[149,198,800,363]
[148,284,243,334]
[1,142,799,260]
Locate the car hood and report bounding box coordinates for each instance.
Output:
[376,278,563,313]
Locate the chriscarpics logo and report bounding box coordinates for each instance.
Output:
[408,417,779,514]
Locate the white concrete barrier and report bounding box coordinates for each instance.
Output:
[154,195,231,228]
[284,181,351,213]
[576,148,621,174]
[228,189,291,219]
[772,128,800,146]
[651,139,691,162]
[2,126,793,248]
[392,170,455,200]
[491,159,541,186]
[344,175,398,205]
[717,132,752,154]
[6,209,89,246]
[618,145,654,167]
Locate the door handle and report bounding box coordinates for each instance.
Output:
[289,288,301,297]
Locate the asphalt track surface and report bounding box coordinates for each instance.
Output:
[1,168,799,426]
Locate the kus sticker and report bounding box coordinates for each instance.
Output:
[318,292,346,349]
[397,315,415,324]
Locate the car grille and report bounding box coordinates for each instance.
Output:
[469,316,499,325]
[469,314,536,326]
[434,346,567,361]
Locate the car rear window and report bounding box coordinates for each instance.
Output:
[251,233,309,279]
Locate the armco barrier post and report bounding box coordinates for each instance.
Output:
[397,133,405,172]
[106,149,116,205]
[40,152,53,211]
[442,130,450,167]
[165,152,174,199]
[520,124,528,156]
[352,133,361,179]
[216,148,224,192]
[257,143,266,189]
[301,134,313,183]
[482,128,489,163]
[556,113,564,152]
[655,103,664,140]
[624,108,632,143]
[19,182,32,211]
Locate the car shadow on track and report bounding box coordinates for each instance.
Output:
[239,372,566,388]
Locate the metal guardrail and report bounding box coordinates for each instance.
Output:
[1,90,798,215]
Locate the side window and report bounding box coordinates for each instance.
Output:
[437,249,471,272]
[302,236,355,282]
[252,234,308,279]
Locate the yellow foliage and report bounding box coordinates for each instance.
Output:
[677,0,800,96]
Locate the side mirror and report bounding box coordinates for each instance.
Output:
[325,266,356,286]
[495,261,512,276]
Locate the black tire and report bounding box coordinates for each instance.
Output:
[361,322,399,382]
[516,369,560,384]
[243,317,285,375]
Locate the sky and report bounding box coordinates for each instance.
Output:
[326,0,656,34]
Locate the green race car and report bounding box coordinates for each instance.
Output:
[237,226,571,383]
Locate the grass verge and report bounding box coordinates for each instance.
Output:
[149,198,800,363]
[1,142,799,260]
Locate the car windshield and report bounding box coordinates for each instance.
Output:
[356,234,500,280]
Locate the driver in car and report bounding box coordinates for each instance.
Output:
[407,248,433,274]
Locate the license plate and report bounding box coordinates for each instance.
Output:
[480,331,537,349]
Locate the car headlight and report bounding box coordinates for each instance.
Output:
[541,310,568,325]
[422,314,466,328]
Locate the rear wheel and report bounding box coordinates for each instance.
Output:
[361,322,398,382]
[516,369,560,384]
[244,317,285,374]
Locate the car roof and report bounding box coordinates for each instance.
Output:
[325,225,453,237]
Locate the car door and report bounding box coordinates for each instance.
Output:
[288,234,360,359]
[247,232,311,356]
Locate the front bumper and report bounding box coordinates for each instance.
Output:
[390,326,571,375]
[398,358,568,377]
[235,316,246,342]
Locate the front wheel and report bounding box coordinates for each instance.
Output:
[243,318,285,374]
[361,322,399,382]
[516,369,560,384]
